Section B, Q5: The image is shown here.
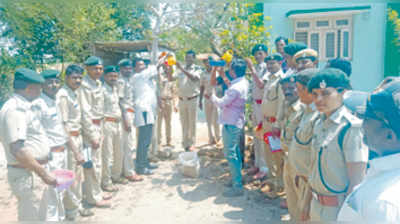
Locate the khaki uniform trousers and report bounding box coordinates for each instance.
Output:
[82,123,103,205]
[157,99,173,145]
[253,103,268,172]
[122,112,136,177]
[178,97,198,148]
[262,120,284,191]
[64,134,84,218]
[283,158,299,220]
[101,120,123,186]
[296,176,312,221]
[7,167,40,221]
[39,149,67,221]
[310,193,345,221]
[204,98,220,142]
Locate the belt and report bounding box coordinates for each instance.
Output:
[69,131,80,137]
[92,119,101,125]
[161,97,173,100]
[265,116,277,123]
[126,108,134,113]
[51,145,65,153]
[7,164,25,169]
[255,99,262,104]
[105,117,119,123]
[312,191,339,207]
[179,95,199,101]
[7,158,48,169]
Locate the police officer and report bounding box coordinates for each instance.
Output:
[260,53,286,198]
[57,64,93,220]
[175,50,202,151]
[306,68,368,221]
[278,75,304,218]
[158,63,178,147]
[35,69,68,221]
[338,81,400,222]
[117,59,143,182]
[246,44,269,180]
[79,56,111,208]
[101,66,125,192]
[282,42,307,77]
[199,56,220,145]
[286,68,319,221]
[293,48,319,72]
[0,68,57,221]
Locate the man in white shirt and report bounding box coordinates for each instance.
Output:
[130,58,163,175]
[338,81,400,222]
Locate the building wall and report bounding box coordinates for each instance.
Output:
[264,2,387,91]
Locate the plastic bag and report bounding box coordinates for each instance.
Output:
[177,151,200,178]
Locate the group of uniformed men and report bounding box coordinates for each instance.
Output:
[1,34,400,222]
[211,37,400,222]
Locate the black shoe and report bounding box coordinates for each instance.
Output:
[137,168,153,175]
[147,163,159,169]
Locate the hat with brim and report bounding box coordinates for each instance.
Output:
[294,48,318,63]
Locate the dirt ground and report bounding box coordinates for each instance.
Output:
[0,112,287,223]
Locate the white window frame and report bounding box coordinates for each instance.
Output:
[293,16,353,61]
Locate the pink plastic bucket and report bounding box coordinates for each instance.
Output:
[52,169,75,191]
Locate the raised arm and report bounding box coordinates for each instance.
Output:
[245,58,265,89]
[176,61,200,82]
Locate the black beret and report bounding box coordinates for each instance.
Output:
[264,53,283,62]
[251,44,268,55]
[364,81,400,135]
[295,68,319,86]
[14,68,44,84]
[84,56,103,66]
[307,68,351,92]
[343,91,368,116]
[118,58,133,67]
[104,65,118,74]
[40,69,60,79]
[283,42,307,56]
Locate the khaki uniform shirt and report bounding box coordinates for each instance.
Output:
[251,62,268,101]
[261,70,285,128]
[200,69,216,96]
[79,75,103,141]
[118,75,134,112]
[177,64,201,98]
[288,103,319,177]
[57,85,83,134]
[280,100,304,153]
[308,106,369,195]
[103,83,122,120]
[34,93,68,147]
[160,74,177,100]
[0,94,50,164]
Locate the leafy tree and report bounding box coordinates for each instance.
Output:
[385,6,400,77]
[58,2,121,63]
[217,2,271,57]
